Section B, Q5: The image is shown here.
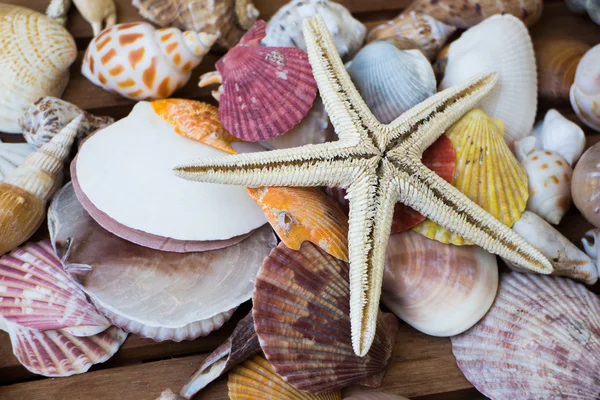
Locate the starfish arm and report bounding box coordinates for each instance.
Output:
[394,163,553,273]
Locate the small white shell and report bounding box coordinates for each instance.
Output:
[570,44,600,132]
[530,109,586,166]
[566,0,600,25]
[0,140,35,181]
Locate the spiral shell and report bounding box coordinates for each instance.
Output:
[572,142,600,228]
[529,109,586,167]
[0,141,35,181]
[570,44,600,132]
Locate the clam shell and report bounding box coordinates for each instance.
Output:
[570,44,600,132]
[440,15,537,146]
[228,355,342,400]
[0,240,110,336]
[0,4,76,133]
[566,0,600,25]
[347,42,436,124]
[0,141,35,181]
[217,20,318,141]
[253,242,399,394]
[382,231,498,336]
[413,109,528,244]
[452,272,600,399]
[532,109,586,166]
[262,0,366,61]
[572,142,600,228]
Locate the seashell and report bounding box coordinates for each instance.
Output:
[72,102,267,251]
[570,44,600,132]
[73,0,117,36]
[508,211,598,284]
[572,142,600,228]
[451,272,600,399]
[19,96,114,149]
[347,42,436,124]
[253,242,399,394]
[132,0,259,49]
[151,98,239,154]
[228,355,342,400]
[262,0,366,61]
[0,140,35,181]
[534,38,590,102]
[181,312,260,398]
[407,0,543,29]
[345,395,410,400]
[440,15,537,146]
[413,109,528,244]
[0,240,110,336]
[246,186,348,261]
[528,109,586,166]
[49,182,277,342]
[81,22,217,100]
[0,116,82,255]
[156,389,184,400]
[433,43,450,79]
[566,0,600,25]
[583,228,600,271]
[0,4,76,133]
[382,231,498,336]
[366,11,456,61]
[204,20,318,141]
[45,0,70,25]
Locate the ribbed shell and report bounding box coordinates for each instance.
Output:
[347,42,436,124]
[253,242,399,394]
[0,4,76,133]
[0,240,109,336]
[246,187,348,261]
[228,355,342,400]
[217,20,318,141]
[572,142,600,228]
[0,141,35,181]
[452,273,600,399]
[570,44,600,132]
[413,109,528,244]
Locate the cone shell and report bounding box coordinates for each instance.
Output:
[452,273,600,399]
[572,142,600,228]
[0,141,35,181]
[151,99,239,154]
[534,38,590,102]
[216,20,318,141]
[570,44,600,132]
[440,15,537,146]
[413,109,528,244]
[253,242,399,394]
[0,4,76,133]
[347,42,436,124]
[246,187,348,261]
[228,355,342,400]
[366,11,456,61]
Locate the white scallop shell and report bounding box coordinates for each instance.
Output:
[530,109,586,166]
[0,140,36,181]
[570,44,600,132]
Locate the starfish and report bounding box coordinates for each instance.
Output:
[174,15,553,356]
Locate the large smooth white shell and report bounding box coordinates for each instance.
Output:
[0,140,35,181]
[570,44,600,132]
[440,15,537,146]
[74,101,267,244]
[530,109,586,166]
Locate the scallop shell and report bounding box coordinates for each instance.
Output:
[440,15,537,146]
[246,186,348,261]
[347,42,436,124]
[0,4,76,133]
[451,272,600,399]
[253,242,399,394]
[566,0,600,25]
[413,109,528,244]
[0,141,35,181]
[49,182,277,342]
[228,355,342,400]
[366,11,456,61]
[262,0,365,61]
[215,20,318,141]
[82,22,217,100]
[72,0,117,36]
[382,231,498,337]
[572,142,600,228]
[570,44,600,132]
[530,109,586,166]
[407,0,543,28]
[132,0,259,49]
[534,38,590,102]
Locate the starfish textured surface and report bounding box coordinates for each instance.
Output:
[174,16,553,357]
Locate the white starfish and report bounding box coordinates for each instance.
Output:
[174,15,552,356]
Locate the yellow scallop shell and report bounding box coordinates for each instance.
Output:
[413,109,528,245]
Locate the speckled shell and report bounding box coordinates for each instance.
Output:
[413,109,528,244]
[566,0,600,25]
[262,0,365,61]
[73,0,117,36]
[382,231,498,336]
[440,15,537,146]
[253,242,399,394]
[246,186,348,261]
[132,0,259,49]
[0,141,35,181]
[366,11,455,61]
[572,142,600,228]
[570,44,600,132]
[82,22,217,100]
[0,4,76,133]
[228,355,342,400]
[530,109,586,166]
[347,42,436,124]
[19,97,114,148]
[452,273,600,399]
